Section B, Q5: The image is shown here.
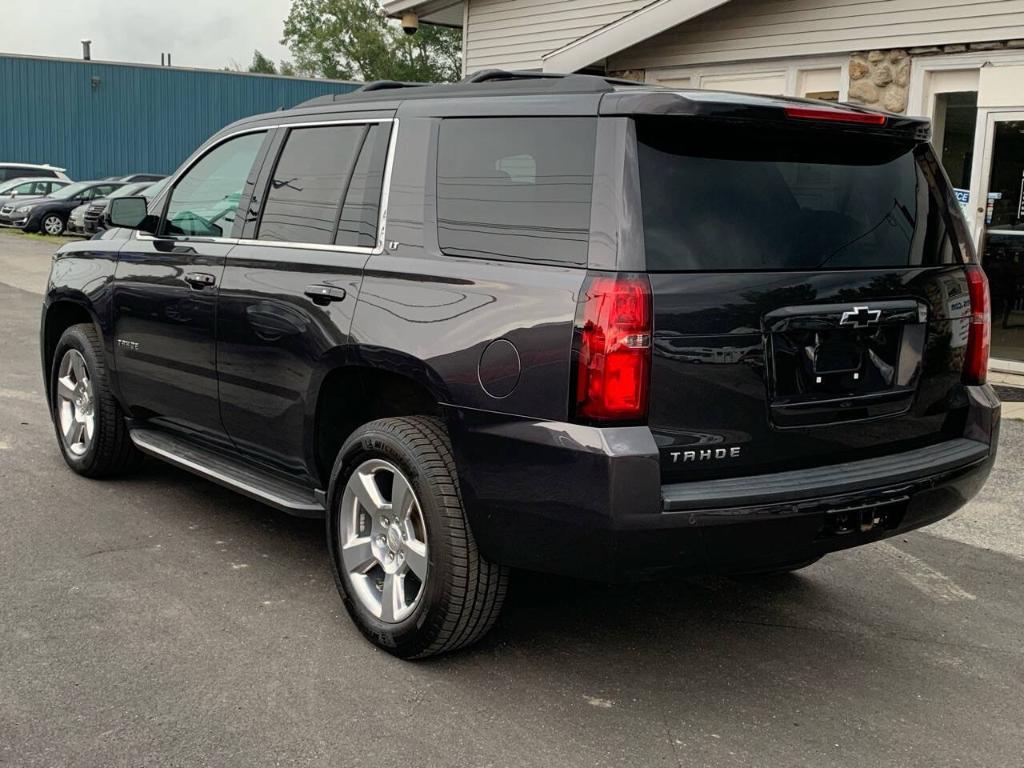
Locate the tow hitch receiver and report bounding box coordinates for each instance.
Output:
[822,497,908,537]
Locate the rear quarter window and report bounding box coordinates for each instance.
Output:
[636,119,957,271]
[435,117,597,266]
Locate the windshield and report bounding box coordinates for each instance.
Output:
[0,179,28,194]
[636,119,959,271]
[49,182,92,200]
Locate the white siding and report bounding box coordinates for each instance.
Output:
[608,0,1024,70]
[465,0,653,72]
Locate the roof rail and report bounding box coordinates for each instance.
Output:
[461,69,566,84]
[356,80,433,92]
[295,80,431,108]
[293,70,646,109]
[462,68,646,90]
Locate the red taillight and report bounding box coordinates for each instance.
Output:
[784,105,887,125]
[575,273,652,421]
[964,265,991,385]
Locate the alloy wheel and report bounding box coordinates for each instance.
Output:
[340,459,428,623]
[56,349,95,457]
[43,215,63,235]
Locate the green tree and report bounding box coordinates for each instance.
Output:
[248,49,278,74]
[282,0,462,83]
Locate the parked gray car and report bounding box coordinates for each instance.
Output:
[66,181,157,235]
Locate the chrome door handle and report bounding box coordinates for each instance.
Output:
[184,272,216,289]
[304,284,346,306]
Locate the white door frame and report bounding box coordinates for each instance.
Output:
[967,109,1024,242]
[969,108,1024,374]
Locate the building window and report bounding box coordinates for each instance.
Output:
[699,71,787,95]
[798,68,841,101]
[934,91,978,190]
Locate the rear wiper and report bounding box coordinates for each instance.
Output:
[812,199,910,269]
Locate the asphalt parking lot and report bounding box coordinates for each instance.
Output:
[0,229,1022,767]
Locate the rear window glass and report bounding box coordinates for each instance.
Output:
[436,117,597,266]
[636,119,957,271]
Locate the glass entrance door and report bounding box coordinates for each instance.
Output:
[979,116,1024,365]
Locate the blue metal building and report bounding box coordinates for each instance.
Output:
[0,53,360,180]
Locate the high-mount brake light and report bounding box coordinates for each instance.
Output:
[963,265,991,385]
[575,273,652,422]
[784,106,887,125]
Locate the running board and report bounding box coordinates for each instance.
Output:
[129,428,325,518]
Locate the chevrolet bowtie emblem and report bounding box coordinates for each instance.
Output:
[839,305,881,328]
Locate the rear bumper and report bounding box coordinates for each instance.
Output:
[449,385,999,581]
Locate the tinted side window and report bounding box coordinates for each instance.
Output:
[335,123,391,248]
[39,169,58,179]
[436,117,597,266]
[258,125,366,245]
[164,132,265,238]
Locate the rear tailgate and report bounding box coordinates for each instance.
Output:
[634,114,976,484]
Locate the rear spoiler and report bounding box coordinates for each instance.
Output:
[600,90,930,142]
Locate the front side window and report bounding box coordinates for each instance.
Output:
[164,132,266,238]
[436,117,597,266]
[258,122,390,247]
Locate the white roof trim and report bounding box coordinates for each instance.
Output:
[383,0,464,27]
[542,0,732,74]
[383,0,421,14]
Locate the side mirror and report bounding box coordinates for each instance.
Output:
[108,196,150,231]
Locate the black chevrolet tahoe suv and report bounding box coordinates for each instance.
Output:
[40,72,1000,658]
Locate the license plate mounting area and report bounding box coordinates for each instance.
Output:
[763,300,927,428]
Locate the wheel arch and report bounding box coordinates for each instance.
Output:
[41,298,104,401]
[310,349,453,486]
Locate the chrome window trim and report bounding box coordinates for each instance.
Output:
[134,116,398,256]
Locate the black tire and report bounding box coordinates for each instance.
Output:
[39,213,66,236]
[326,416,509,659]
[50,323,142,477]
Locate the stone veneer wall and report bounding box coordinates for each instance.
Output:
[847,49,911,113]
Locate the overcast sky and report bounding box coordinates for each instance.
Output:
[0,0,296,71]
